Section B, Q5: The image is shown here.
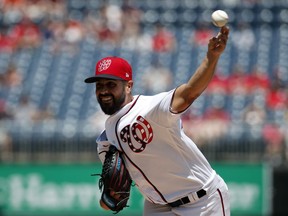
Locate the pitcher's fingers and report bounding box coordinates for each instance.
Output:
[218,34,228,44]
[221,26,230,35]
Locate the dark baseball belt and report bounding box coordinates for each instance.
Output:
[168,189,207,207]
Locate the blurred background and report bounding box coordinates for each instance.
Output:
[0,0,288,215]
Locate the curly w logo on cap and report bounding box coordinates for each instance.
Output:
[84,56,133,83]
[98,59,112,72]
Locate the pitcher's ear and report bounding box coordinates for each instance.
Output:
[126,80,133,91]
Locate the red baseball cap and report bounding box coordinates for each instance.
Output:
[84,56,132,83]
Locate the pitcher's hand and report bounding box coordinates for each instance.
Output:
[208,26,229,58]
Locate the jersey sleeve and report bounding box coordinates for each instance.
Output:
[96,130,110,163]
[149,89,187,127]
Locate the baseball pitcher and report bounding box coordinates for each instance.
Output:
[86,26,230,215]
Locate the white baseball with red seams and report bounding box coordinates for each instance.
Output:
[211,10,229,27]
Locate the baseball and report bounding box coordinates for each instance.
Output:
[211,10,229,27]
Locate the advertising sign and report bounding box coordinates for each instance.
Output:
[0,163,271,216]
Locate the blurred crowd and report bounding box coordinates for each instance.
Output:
[0,0,178,123]
[0,0,288,163]
[0,0,178,53]
[182,62,288,163]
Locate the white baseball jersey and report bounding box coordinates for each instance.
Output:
[97,89,216,205]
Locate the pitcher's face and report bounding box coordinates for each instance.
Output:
[95,79,128,115]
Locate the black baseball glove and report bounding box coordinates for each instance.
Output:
[97,145,132,214]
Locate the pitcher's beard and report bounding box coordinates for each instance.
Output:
[98,93,126,115]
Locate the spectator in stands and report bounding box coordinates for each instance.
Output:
[0,100,13,161]
[0,99,14,120]
[0,27,18,53]
[93,4,124,46]
[88,108,108,132]
[24,0,46,23]
[2,0,66,25]
[183,102,230,146]
[268,67,288,123]
[1,0,24,25]
[192,23,215,47]
[152,24,176,52]
[105,4,123,36]
[32,104,55,122]
[63,19,84,52]
[141,58,173,95]
[206,72,228,94]
[13,94,39,124]
[200,102,230,140]
[40,19,55,41]
[0,129,12,162]
[266,79,288,110]
[12,95,55,123]
[120,22,152,51]
[8,17,42,49]
[44,0,66,20]
[226,64,250,94]
[0,64,22,88]
[122,0,142,28]
[41,18,66,52]
[91,5,121,46]
[246,65,270,93]
[231,22,255,51]
[97,20,120,45]
[82,12,99,42]
[121,4,144,52]
[272,66,288,90]
[262,123,285,164]
[242,102,267,126]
